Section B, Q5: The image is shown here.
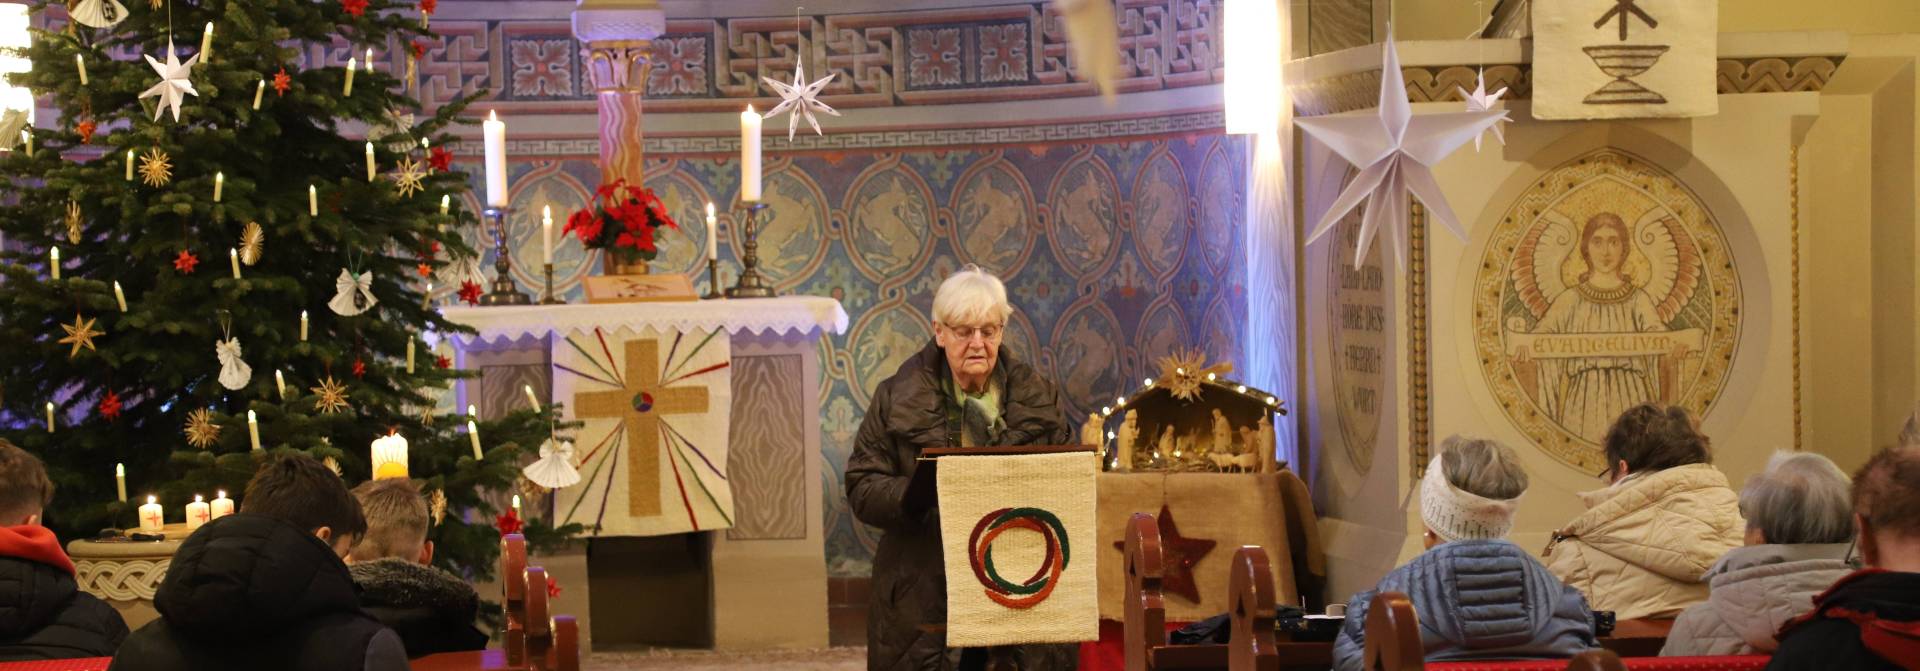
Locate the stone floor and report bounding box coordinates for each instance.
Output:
[583,647,866,670]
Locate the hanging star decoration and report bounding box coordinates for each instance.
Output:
[1155,349,1233,403]
[139,40,200,122]
[64,200,82,244]
[351,358,367,378]
[312,376,351,414]
[416,263,433,278]
[427,145,452,172]
[59,314,105,358]
[239,222,264,265]
[759,60,841,141]
[98,390,122,421]
[1295,30,1506,269]
[341,0,367,17]
[435,355,452,369]
[75,119,96,144]
[139,148,173,187]
[172,249,200,274]
[429,489,448,524]
[184,408,221,448]
[391,157,427,197]
[272,67,292,96]
[457,280,482,306]
[1456,71,1511,151]
[1109,505,1216,603]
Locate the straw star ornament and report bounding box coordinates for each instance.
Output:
[312,376,351,414]
[760,60,840,141]
[59,314,105,358]
[139,40,200,122]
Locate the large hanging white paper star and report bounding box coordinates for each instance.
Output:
[139,40,200,122]
[1296,31,1506,269]
[1456,71,1511,151]
[759,60,840,141]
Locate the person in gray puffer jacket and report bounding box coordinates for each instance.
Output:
[1332,437,1596,671]
[1661,451,1857,656]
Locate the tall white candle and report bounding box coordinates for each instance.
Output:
[48,247,59,280]
[247,410,261,451]
[344,58,356,96]
[705,202,718,261]
[275,370,286,399]
[252,80,265,110]
[512,494,522,517]
[125,149,134,181]
[44,403,53,432]
[406,339,415,373]
[214,171,224,202]
[229,248,241,279]
[21,130,30,158]
[308,185,318,216]
[200,23,214,63]
[210,491,234,519]
[185,495,211,530]
[421,138,430,151]
[483,111,507,207]
[525,384,540,409]
[113,281,127,312]
[299,310,309,341]
[365,142,376,182]
[541,205,553,264]
[138,496,164,533]
[75,54,87,85]
[115,463,127,503]
[439,194,450,216]
[468,419,483,460]
[740,106,762,202]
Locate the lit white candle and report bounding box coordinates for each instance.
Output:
[422,282,433,309]
[406,339,415,373]
[21,130,31,158]
[210,490,234,519]
[115,463,127,503]
[275,370,286,399]
[364,48,374,73]
[125,149,134,181]
[48,246,59,280]
[421,137,430,151]
[467,419,483,460]
[364,141,376,182]
[740,106,762,202]
[185,495,211,530]
[705,202,718,261]
[541,205,553,264]
[229,248,241,279]
[344,57,356,96]
[512,494,522,517]
[75,54,87,85]
[247,410,261,450]
[525,384,540,409]
[299,310,309,341]
[482,111,507,207]
[44,403,53,432]
[138,496,164,533]
[214,171,224,202]
[309,185,318,216]
[439,194,450,216]
[113,281,127,312]
[200,22,214,63]
[252,80,264,110]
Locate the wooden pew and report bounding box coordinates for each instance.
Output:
[412,534,579,671]
[1123,511,1285,671]
[503,533,528,667]
[1365,592,1626,670]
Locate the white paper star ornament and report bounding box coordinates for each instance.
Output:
[1456,71,1511,151]
[1295,31,1506,269]
[760,61,841,141]
[140,40,200,122]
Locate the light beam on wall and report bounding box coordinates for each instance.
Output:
[1223,0,1280,135]
[0,3,29,125]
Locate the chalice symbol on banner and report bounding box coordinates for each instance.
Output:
[1581,45,1671,105]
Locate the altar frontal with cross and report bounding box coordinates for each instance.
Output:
[554,327,735,537]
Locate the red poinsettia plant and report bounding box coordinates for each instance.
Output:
[565,179,679,265]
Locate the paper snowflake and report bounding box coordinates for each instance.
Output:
[184,408,221,448]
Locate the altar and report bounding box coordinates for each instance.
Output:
[441,296,847,652]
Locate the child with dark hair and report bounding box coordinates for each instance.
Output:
[0,440,128,660]
[110,454,407,671]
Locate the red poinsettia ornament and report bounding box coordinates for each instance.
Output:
[564,179,679,267]
[457,281,483,306]
[173,250,200,274]
[98,390,122,421]
[495,509,523,536]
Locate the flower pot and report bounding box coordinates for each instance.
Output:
[601,253,650,276]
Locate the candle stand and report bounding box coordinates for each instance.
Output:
[726,202,776,299]
[482,207,533,306]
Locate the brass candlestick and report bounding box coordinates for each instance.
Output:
[540,263,561,304]
[481,207,532,306]
[726,202,775,299]
[703,258,723,300]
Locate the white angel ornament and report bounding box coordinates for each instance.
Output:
[522,439,581,489]
[328,268,377,316]
[215,337,252,390]
[69,0,129,28]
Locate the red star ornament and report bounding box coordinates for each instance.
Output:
[416,263,433,278]
[457,281,482,306]
[419,0,436,15]
[341,0,367,17]
[495,509,523,536]
[98,390,122,421]
[352,358,367,378]
[546,575,561,599]
[435,355,452,369]
[272,67,292,96]
[1111,504,1216,603]
[76,120,96,144]
[173,250,200,274]
[427,146,453,172]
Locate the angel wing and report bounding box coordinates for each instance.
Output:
[1634,214,1702,324]
[69,0,128,28]
[0,110,25,151]
[1509,215,1578,321]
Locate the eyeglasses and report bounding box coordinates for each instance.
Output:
[943,323,1004,342]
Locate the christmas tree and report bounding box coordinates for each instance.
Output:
[0,0,577,588]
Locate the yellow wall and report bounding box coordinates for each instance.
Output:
[1392,0,1920,41]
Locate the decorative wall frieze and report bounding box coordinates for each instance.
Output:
[1291,56,1842,117]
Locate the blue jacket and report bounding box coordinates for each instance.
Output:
[1332,540,1596,671]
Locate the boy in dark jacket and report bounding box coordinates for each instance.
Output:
[110,454,408,671]
[0,440,128,660]
[346,478,487,658]
[1770,444,1920,671]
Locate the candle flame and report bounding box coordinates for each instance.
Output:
[194,494,203,502]
[218,490,226,498]
[147,495,156,504]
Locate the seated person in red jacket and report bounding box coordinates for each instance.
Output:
[1770,444,1920,670]
[346,478,486,658]
[0,440,128,660]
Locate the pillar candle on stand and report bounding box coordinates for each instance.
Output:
[706,202,718,260]
[210,490,234,519]
[185,495,211,530]
[483,111,507,207]
[740,106,762,202]
[246,410,261,451]
[115,463,127,503]
[138,496,163,533]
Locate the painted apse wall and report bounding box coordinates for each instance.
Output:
[403,0,1245,576]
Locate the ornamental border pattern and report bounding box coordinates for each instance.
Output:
[74,559,169,601]
[1290,57,1842,117]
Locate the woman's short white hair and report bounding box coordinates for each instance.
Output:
[1740,451,1854,545]
[932,265,1012,327]
[1438,435,1529,501]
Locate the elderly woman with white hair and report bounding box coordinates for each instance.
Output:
[1331,436,1596,671]
[845,265,1076,671]
[1660,451,1856,656]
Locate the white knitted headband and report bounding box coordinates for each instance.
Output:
[1419,453,1520,543]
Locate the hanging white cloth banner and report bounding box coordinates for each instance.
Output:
[1532,0,1717,120]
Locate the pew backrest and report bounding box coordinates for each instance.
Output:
[1126,512,1168,671]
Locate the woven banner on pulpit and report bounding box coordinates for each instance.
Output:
[938,452,1099,646]
[552,326,733,537]
[1533,0,1716,120]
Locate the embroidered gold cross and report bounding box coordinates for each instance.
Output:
[574,339,710,518]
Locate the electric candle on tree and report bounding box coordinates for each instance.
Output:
[246,410,261,451]
[524,384,540,409]
[275,370,286,399]
[467,404,484,459]
[229,248,241,279]
[365,142,376,181]
[125,149,134,181]
[185,495,211,530]
[113,281,127,312]
[210,491,234,519]
[740,106,762,202]
[48,247,59,280]
[406,339,415,373]
[214,171,224,202]
[115,463,127,503]
[440,194,450,216]
[483,111,507,207]
[137,496,164,533]
[343,57,356,96]
[44,403,53,432]
[309,185,318,216]
[200,23,213,63]
[299,310,309,341]
[252,80,264,110]
[75,54,87,85]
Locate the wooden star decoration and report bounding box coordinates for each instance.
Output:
[58,314,105,358]
[1111,504,1216,603]
[311,376,351,414]
[64,200,82,244]
[390,157,427,197]
[139,148,173,187]
[184,407,221,448]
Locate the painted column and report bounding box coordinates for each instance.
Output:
[572,0,662,185]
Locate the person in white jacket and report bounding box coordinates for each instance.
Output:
[1661,451,1856,656]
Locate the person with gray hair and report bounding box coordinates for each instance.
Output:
[845,265,1076,670]
[1661,451,1856,656]
[344,479,486,658]
[1331,436,1595,671]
